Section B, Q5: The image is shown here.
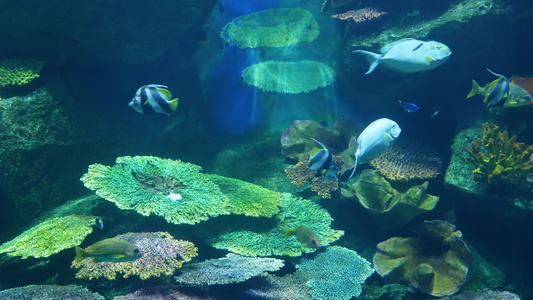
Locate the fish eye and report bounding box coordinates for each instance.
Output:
[133,249,140,253]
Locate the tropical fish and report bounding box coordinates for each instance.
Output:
[74,238,143,263]
[467,69,510,108]
[350,118,401,178]
[285,226,321,248]
[352,39,451,74]
[430,110,439,118]
[129,84,179,116]
[95,217,104,230]
[308,138,338,181]
[503,83,533,107]
[399,101,420,112]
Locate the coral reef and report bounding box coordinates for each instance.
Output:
[72,232,197,280]
[310,175,339,199]
[331,8,387,23]
[0,215,95,259]
[370,141,443,182]
[467,123,533,185]
[342,169,439,229]
[81,156,230,225]
[285,160,317,186]
[248,246,374,300]
[0,285,104,299]
[206,174,282,217]
[114,285,217,300]
[373,220,472,297]
[242,60,335,94]
[439,289,521,300]
[175,253,284,285]
[220,8,319,48]
[200,193,344,257]
[0,59,44,86]
[285,159,342,199]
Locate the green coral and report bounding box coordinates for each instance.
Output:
[72,232,197,280]
[466,123,533,185]
[81,156,230,225]
[202,193,344,257]
[220,8,319,48]
[0,285,104,299]
[206,174,282,217]
[0,215,95,259]
[242,60,335,94]
[0,59,44,86]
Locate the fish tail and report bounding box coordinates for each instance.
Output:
[351,50,381,75]
[74,247,87,263]
[169,98,179,111]
[467,80,482,98]
[284,226,294,238]
[349,155,359,179]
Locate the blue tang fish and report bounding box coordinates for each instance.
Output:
[308,138,338,181]
[399,101,420,112]
[74,238,143,263]
[129,84,179,116]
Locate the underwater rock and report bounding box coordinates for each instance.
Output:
[373,220,472,297]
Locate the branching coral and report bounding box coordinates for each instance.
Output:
[0,285,104,299]
[0,59,44,86]
[0,215,95,259]
[332,8,387,23]
[200,193,344,257]
[81,156,230,225]
[285,158,342,199]
[72,231,197,280]
[242,60,336,94]
[206,174,282,217]
[285,160,317,186]
[175,253,284,285]
[370,141,443,182]
[466,123,533,184]
[220,8,319,48]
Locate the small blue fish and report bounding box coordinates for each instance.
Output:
[399,101,420,113]
[95,217,104,230]
[430,110,439,118]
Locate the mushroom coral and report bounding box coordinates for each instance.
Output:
[81,156,230,225]
[373,220,472,297]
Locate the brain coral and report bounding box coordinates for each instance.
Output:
[0,215,95,259]
[81,156,230,225]
[220,8,319,48]
[72,231,197,280]
[242,60,336,94]
[201,193,344,257]
[175,253,284,285]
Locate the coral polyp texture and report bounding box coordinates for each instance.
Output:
[370,141,443,182]
[242,60,336,94]
[220,8,319,48]
[0,285,104,299]
[72,231,197,280]
[285,156,342,199]
[0,215,95,259]
[331,8,387,23]
[466,123,533,185]
[81,156,230,225]
[201,193,344,257]
[175,253,284,285]
[206,174,282,217]
[373,220,472,297]
[114,285,217,300]
[0,59,44,86]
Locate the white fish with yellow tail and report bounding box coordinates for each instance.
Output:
[352,39,451,74]
[349,118,401,178]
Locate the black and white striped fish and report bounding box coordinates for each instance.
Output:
[129,84,179,116]
[308,138,338,181]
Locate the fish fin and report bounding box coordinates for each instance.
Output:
[143,99,151,105]
[467,80,482,98]
[74,247,87,263]
[309,147,321,159]
[425,56,435,64]
[486,68,507,80]
[284,226,294,238]
[309,138,327,150]
[155,87,172,99]
[92,258,101,263]
[351,50,381,75]
[169,98,179,111]
[349,154,359,179]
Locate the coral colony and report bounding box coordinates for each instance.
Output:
[331,8,387,23]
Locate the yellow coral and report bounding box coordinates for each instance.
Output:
[0,59,44,86]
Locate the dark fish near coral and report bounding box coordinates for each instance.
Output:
[129,84,179,116]
[285,226,321,248]
[74,238,143,263]
[467,69,510,108]
[308,138,338,181]
[95,217,103,230]
[399,100,419,112]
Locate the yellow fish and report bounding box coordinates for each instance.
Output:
[285,226,321,248]
[74,238,143,263]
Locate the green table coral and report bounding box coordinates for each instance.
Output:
[242,60,336,94]
[0,215,95,259]
[72,231,197,280]
[206,174,282,217]
[81,156,231,225]
[467,123,533,185]
[201,193,344,257]
[0,59,44,86]
[220,8,319,48]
